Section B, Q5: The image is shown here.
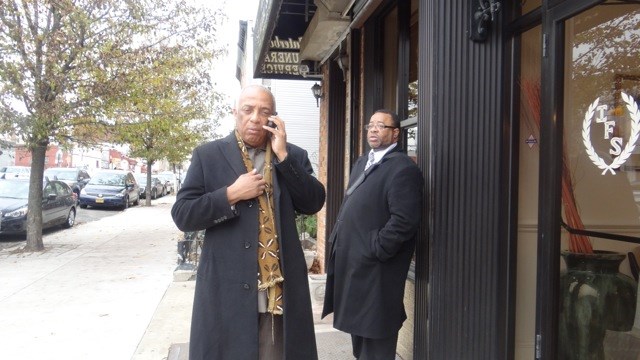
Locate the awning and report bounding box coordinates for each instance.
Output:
[253,0,320,80]
[299,0,351,61]
[253,0,354,80]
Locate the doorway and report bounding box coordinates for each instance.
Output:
[526,1,640,358]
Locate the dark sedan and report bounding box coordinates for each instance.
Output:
[156,173,176,195]
[79,170,140,209]
[44,167,91,197]
[135,175,164,199]
[0,179,77,234]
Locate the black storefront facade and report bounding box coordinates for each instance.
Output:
[253,1,640,359]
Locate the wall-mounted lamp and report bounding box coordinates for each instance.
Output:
[469,0,501,42]
[335,43,349,82]
[311,82,322,107]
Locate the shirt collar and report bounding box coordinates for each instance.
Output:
[245,143,266,152]
[370,143,397,164]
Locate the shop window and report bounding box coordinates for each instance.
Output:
[562,3,640,239]
[408,0,418,119]
[515,23,542,360]
[375,0,418,121]
[403,123,417,163]
[382,7,398,110]
[559,2,640,359]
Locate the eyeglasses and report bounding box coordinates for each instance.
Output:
[364,123,398,131]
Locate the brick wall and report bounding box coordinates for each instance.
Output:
[316,64,329,274]
[14,145,72,168]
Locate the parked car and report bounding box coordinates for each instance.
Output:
[135,174,164,199]
[157,172,176,195]
[79,170,140,209]
[0,179,77,234]
[44,167,91,197]
[0,165,31,179]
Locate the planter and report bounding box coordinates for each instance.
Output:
[559,250,637,360]
[303,250,316,271]
[308,273,326,303]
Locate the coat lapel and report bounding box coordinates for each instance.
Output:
[350,157,367,186]
[345,147,402,197]
[221,131,281,221]
[220,132,247,177]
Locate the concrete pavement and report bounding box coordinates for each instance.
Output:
[0,196,179,360]
[0,195,391,360]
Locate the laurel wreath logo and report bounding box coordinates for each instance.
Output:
[582,92,640,175]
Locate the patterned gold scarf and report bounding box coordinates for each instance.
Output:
[235,131,284,314]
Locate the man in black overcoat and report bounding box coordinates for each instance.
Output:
[322,109,424,360]
[172,85,325,359]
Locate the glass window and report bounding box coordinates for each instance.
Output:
[559,2,640,359]
[562,3,640,241]
[44,183,56,198]
[515,23,542,360]
[0,181,29,199]
[382,7,398,110]
[60,183,71,196]
[50,182,67,196]
[404,125,417,161]
[408,0,418,119]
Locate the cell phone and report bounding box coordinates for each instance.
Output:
[267,112,277,128]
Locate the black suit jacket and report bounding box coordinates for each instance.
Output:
[322,146,424,339]
[172,132,325,359]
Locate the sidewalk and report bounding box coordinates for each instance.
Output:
[0,196,180,360]
[133,216,356,359]
[135,279,355,360]
[0,195,395,359]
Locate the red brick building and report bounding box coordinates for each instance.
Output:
[14,144,72,168]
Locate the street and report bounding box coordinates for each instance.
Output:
[0,199,164,251]
[0,195,183,360]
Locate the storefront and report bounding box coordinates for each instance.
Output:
[253,0,640,358]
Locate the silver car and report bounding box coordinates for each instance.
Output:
[0,166,30,179]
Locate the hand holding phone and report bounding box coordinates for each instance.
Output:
[267,112,278,128]
[266,112,287,160]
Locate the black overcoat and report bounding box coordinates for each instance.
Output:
[171,132,326,360]
[322,147,423,339]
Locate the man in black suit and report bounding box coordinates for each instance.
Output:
[172,85,325,359]
[322,109,424,360]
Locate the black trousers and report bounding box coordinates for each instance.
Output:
[258,313,283,360]
[351,333,399,360]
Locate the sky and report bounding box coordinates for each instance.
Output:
[206,0,260,135]
[5,1,258,140]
